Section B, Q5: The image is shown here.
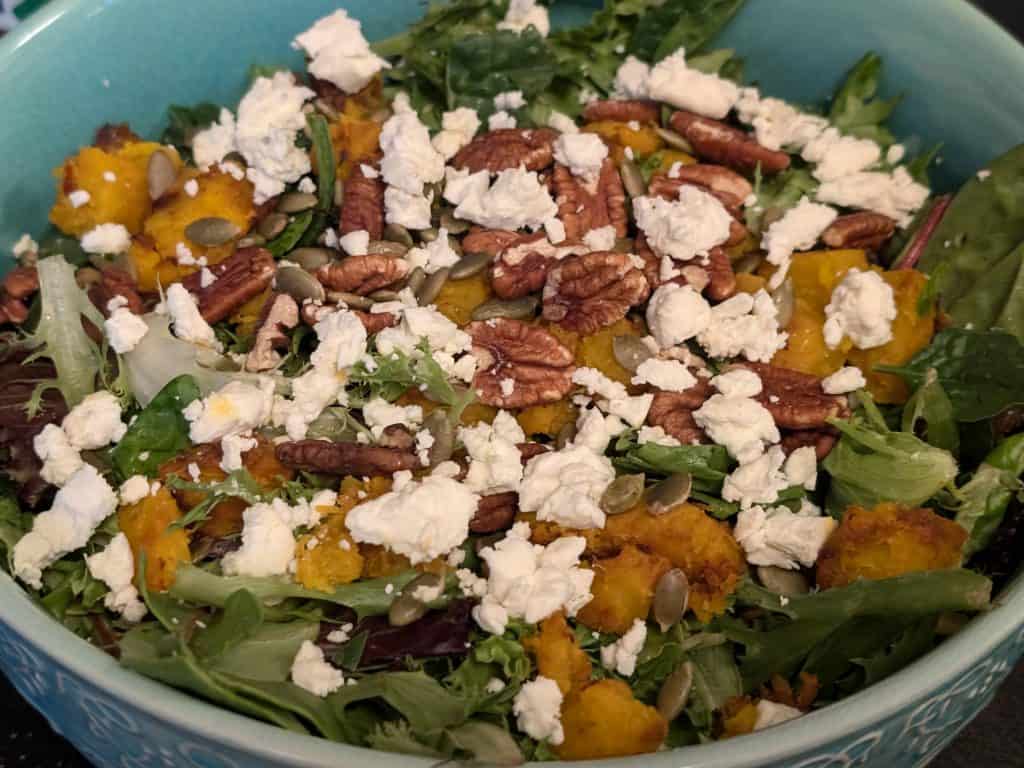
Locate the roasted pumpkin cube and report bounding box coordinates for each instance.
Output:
[434,273,493,326]
[396,387,497,427]
[519,512,623,559]
[359,545,447,578]
[576,544,671,634]
[556,679,668,760]
[517,400,577,438]
[522,612,592,695]
[582,121,663,164]
[118,486,190,592]
[295,512,364,591]
[650,149,697,175]
[575,317,643,387]
[771,297,848,378]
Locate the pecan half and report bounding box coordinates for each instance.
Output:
[180,247,276,323]
[317,254,408,295]
[553,158,628,241]
[467,318,575,408]
[649,164,752,212]
[647,174,750,247]
[517,442,551,463]
[452,128,558,174]
[378,424,416,452]
[245,293,299,372]
[340,161,385,239]
[276,440,420,476]
[705,247,737,301]
[739,362,850,430]
[470,491,519,534]
[646,391,708,445]
[353,309,398,333]
[491,233,589,300]
[821,212,897,251]
[582,99,660,124]
[89,268,145,316]
[542,251,649,334]
[0,267,39,326]
[93,123,141,151]
[781,429,839,460]
[463,228,524,257]
[669,111,790,175]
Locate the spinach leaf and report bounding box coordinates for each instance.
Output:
[330,671,469,735]
[827,53,902,146]
[612,441,731,485]
[629,0,746,64]
[684,644,743,731]
[878,328,1024,422]
[190,588,264,659]
[953,433,1024,557]
[900,369,958,454]
[298,113,336,248]
[206,621,320,682]
[111,374,200,479]
[0,486,32,572]
[162,102,223,161]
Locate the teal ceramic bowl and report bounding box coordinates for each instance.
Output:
[1,1,1023,766]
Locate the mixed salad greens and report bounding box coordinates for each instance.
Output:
[1,0,1023,762]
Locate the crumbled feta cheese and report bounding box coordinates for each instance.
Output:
[62,391,126,450]
[68,190,91,208]
[754,700,803,730]
[647,48,739,119]
[384,187,433,230]
[697,290,788,363]
[802,127,881,181]
[572,408,626,455]
[184,379,274,444]
[380,108,445,197]
[821,365,867,394]
[183,179,199,197]
[363,397,423,440]
[887,144,906,164]
[694,395,779,465]
[514,676,564,744]
[326,626,351,644]
[485,677,507,694]
[290,640,345,697]
[273,368,345,440]
[33,424,83,487]
[13,465,117,589]
[118,475,153,506]
[734,89,829,151]
[431,107,481,160]
[444,166,558,232]
[631,358,697,393]
[722,445,789,508]
[816,166,929,226]
[346,475,479,564]
[497,0,550,37]
[519,444,615,529]
[311,308,368,372]
[494,90,527,111]
[222,492,335,577]
[12,234,38,259]
[104,305,149,354]
[553,133,608,181]
[547,110,579,134]
[405,228,461,274]
[646,283,712,349]
[571,367,652,427]
[473,522,593,635]
[192,108,237,169]
[80,223,131,254]
[822,269,896,350]
[293,9,389,95]
[734,501,837,569]
[633,186,732,263]
[543,216,567,244]
[761,197,838,288]
[977,169,992,180]
[460,411,527,494]
[600,618,647,676]
[711,368,763,399]
[375,306,471,362]
[220,432,258,473]
[613,56,651,99]
[86,533,147,622]
[583,225,617,251]
[338,229,369,256]
[784,445,818,491]
[637,425,681,447]
[488,110,517,131]
[165,283,221,350]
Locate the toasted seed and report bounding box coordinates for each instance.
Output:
[612,237,635,254]
[277,191,318,214]
[760,206,786,231]
[770,276,795,329]
[185,217,239,247]
[147,149,177,201]
[112,251,139,282]
[369,289,400,301]
[388,592,429,627]
[75,266,103,289]
[657,662,694,721]
[383,222,414,248]
[237,235,266,248]
[756,565,810,596]
[440,210,470,235]
[291,246,334,272]
[327,290,374,310]
[334,179,345,208]
[276,265,325,303]
[612,335,653,372]
[655,127,695,154]
[447,235,463,257]
[418,227,439,244]
[619,157,647,198]
[645,473,692,515]
[423,410,454,466]
[471,295,539,322]
[450,251,494,280]
[652,568,689,631]
[733,252,763,274]
[600,474,645,516]
[257,212,289,240]
[405,267,426,296]
[366,240,409,257]
[555,421,576,450]
[416,267,450,305]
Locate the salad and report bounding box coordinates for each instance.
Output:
[1,0,1023,762]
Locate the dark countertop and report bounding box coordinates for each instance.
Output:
[1,1,1022,767]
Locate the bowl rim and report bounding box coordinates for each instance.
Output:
[1,0,1023,765]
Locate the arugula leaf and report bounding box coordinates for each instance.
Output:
[298,113,336,248]
[954,434,1024,557]
[161,102,222,160]
[799,615,910,693]
[852,618,938,689]
[448,721,525,766]
[827,53,902,146]
[368,721,447,757]
[447,634,531,713]
[165,469,266,529]
[900,369,958,454]
[878,328,1024,422]
[111,375,200,479]
[629,0,746,63]
[350,340,473,417]
[744,167,817,235]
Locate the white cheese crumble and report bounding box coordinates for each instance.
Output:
[432,107,481,160]
[519,444,616,529]
[292,10,389,95]
[68,189,91,208]
[822,365,867,394]
[405,228,461,274]
[695,394,779,466]
[338,229,370,256]
[183,179,199,197]
[547,110,579,134]
[33,424,83,487]
[165,283,221,350]
[572,408,627,455]
[633,186,732,263]
[62,391,126,450]
[514,676,564,745]
[460,410,527,494]
[118,475,154,506]
[785,445,818,491]
[647,48,739,119]
[734,500,837,569]
[192,108,237,169]
[646,283,712,349]
[86,532,147,622]
[583,224,617,251]
[485,677,507,694]
[104,304,149,354]
[816,166,929,226]
[631,358,697,393]
[802,127,881,182]
[184,378,275,444]
[553,133,608,181]
[443,166,558,232]
[488,110,517,131]
[822,269,896,350]
[600,618,647,677]
[697,290,788,363]
[380,106,445,229]
[613,56,651,99]
[497,0,550,37]
[761,197,838,289]
[637,425,681,447]
[290,640,345,697]
[12,234,38,259]
[754,700,803,730]
[220,432,257,473]
[80,223,131,254]
[362,397,423,440]
[571,367,653,428]
[710,368,763,399]
[734,88,829,152]
[494,90,527,111]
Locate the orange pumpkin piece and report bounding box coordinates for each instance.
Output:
[519,512,622,559]
[434,273,493,326]
[576,544,671,634]
[582,121,663,163]
[650,149,697,175]
[118,486,190,592]
[295,513,364,591]
[575,317,643,387]
[556,679,668,760]
[517,400,577,438]
[734,272,767,295]
[815,502,967,589]
[359,546,447,579]
[522,613,592,695]
[720,697,759,738]
[396,387,497,427]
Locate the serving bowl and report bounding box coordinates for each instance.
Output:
[1,0,1023,766]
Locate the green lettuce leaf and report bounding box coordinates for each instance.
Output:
[899,369,958,454]
[629,0,746,63]
[110,374,200,479]
[827,52,902,146]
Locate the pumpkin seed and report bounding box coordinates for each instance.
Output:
[74,266,103,289]
[405,267,426,296]
[237,235,265,248]
[555,421,577,450]
[147,149,177,201]
[450,251,494,280]
[290,246,334,272]
[366,240,409,257]
[756,565,810,596]
[645,472,692,515]
[447,235,463,257]
[770,276,795,329]
[652,568,689,631]
[612,237,635,254]
[471,295,539,322]
[600,474,645,516]
[654,127,695,154]
[276,265,325,303]
[612,335,653,372]
[733,252,763,274]
[327,291,374,310]
[383,222,414,248]
[760,205,786,231]
[936,612,969,636]
[418,227,439,244]
[112,251,138,282]
[257,212,289,240]
[334,179,345,208]
[277,191,319,214]
[416,267,450,305]
[618,157,647,198]
[440,210,470,235]
[369,289,400,302]
[423,410,454,466]
[656,662,694,721]
[185,217,239,247]
[388,590,429,627]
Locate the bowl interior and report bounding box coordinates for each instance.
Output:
[1,0,1024,766]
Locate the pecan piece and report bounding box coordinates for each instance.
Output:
[705,247,737,301]
[463,228,524,257]
[245,293,299,372]
[317,254,408,295]
[491,233,589,300]
[93,123,141,150]
[353,309,398,333]
[467,318,575,408]
[646,391,708,445]
[89,268,145,316]
[470,491,519,534]
[553,158,628,241]
[582,99,660,124]
[0,267,39,326]
[781,429,839,461]
[180,247,276,323]
[542,251,649,334]
[276,440,420,476]
[670,111,790,175]
[739,362,850,430]
[452,128,558,174]
[518,441,551,463]
[649,165,752,213]
[822,212,897,251]
[340,161,385,239]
